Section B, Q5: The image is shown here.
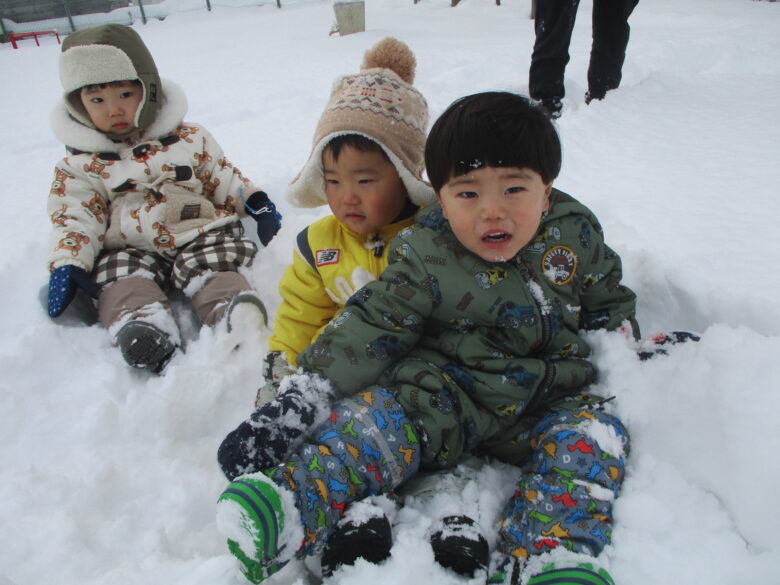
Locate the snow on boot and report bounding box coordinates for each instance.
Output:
[321,504,393,577]
[429,514,489,577]
[225,291,268,334]
[115,320,177,373]
[526,562,616,585]
[217,373,335,480]
[217,473,303,584]
[486,552,521,585]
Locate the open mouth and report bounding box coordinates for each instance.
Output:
[483,232,510,242]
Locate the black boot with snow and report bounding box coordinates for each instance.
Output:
[429,515,489,577]
[320,511,393,577]
[534,97,563,119]
[116,320,177,373]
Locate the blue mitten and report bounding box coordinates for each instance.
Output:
[217,373,334,480]
[244,190,282,247]
[47,265,96,319]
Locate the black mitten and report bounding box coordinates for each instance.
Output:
[217,373,334,480]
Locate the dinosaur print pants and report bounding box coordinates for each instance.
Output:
[265,387,421,557]
[496,408,630,561]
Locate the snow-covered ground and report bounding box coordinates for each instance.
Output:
[1,1,779,584]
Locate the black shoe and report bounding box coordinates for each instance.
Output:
[429,515,489,577]
[116,320,176,373]
[321,512,393,577]
[585,90,606,105]
[535,97,563,119]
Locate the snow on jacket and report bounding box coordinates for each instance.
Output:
[46,80,263,272]
[269,211,417,366]
[297,189,639,468]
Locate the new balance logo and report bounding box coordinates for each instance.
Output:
[316,249,340,266]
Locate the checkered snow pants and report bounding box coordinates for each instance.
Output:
[93,223,257,328]
[265,387,422,557]
[496,408,629,561]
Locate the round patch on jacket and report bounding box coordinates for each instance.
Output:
[542,245,577,285]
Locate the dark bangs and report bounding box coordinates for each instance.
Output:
[326,133,386,161]
[425,92,562,191]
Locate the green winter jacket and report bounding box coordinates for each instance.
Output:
[297,189,638,469]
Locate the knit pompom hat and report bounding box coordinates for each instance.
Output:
[58,24,162,138]
[286,37,435,208]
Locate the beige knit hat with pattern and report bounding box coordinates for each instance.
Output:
[286,37,435,208]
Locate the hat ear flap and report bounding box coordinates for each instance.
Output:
[286,37,435,209]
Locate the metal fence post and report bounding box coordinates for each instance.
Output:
[206,0,212,11]
[138,0,148,24]
[61,0,76,32]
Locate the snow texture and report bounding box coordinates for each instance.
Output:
[1,1,779,584]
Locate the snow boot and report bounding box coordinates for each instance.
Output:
[534,97,563,119]
[486,553,521,585]
[321,506,393,577]
[225,291,268,334]
[430,514,489,577]
[526,562,616,585]
[216,473,303,585]
[115,320,177,373]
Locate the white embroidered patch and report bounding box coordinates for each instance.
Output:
[542,245,577,285]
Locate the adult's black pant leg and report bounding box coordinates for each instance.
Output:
[587,0,638,99]
[529,0,580,101]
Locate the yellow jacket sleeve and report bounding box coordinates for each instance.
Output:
[268,248,339,367]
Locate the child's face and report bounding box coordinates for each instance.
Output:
[80,80,142,135]
[438,166,551,262]
[323,145,409,235]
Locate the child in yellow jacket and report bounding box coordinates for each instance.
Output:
[259,37,436,405]
[249,38,493,579]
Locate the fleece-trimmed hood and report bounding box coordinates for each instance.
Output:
[50,78,188,153]
[286,37,434,209]
[58,24,162,138]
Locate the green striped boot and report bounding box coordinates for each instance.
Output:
[527,562,616,585]
[216,474,303,584]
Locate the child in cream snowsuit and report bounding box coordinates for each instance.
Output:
[45,24,281,372]
[216,93,635,585]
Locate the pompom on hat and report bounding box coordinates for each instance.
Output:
[286,37,435,208]
[58,24,162,138]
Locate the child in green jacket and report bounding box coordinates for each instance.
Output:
[216,92,638,585]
